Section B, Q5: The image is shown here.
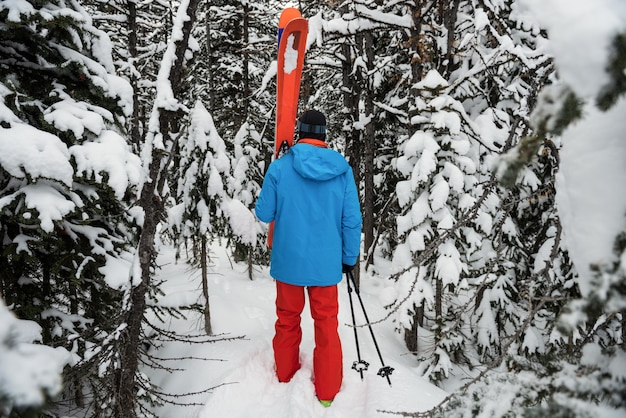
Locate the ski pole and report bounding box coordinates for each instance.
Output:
[347,270,394,386]
[346,271,369,379]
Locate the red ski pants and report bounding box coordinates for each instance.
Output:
[273,281,343,401]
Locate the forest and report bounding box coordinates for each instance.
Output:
[1,0,625,417]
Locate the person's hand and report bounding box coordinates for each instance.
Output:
[342,264,354,274]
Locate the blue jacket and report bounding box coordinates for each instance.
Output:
[255,141,362,286]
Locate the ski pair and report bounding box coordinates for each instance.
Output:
[345,270,394,386]
[268,7,308,248]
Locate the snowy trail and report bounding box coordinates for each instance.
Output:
[145,245,447,417]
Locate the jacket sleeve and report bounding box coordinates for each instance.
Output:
[341,166,362,266]
[254,163,278,223]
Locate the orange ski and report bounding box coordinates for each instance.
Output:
[268,8,308,248]
[275,8,308,157]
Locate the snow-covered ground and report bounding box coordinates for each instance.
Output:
[144,243,447,418]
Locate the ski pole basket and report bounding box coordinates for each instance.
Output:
[352,360,369,373]
[377,366,394,378]
[345,270,394,386]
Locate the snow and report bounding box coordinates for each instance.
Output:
[429,176,450,211]
[476,290,499,350]
[473,109,509,151]
[257,60,277,95]
[435,240,463,286]
[0,124,73,187]
[608,349,626,382]
[143,244,448,417]
[44,97,108,138]
[515,0,625,99]
[516,0,626,296]
[54,43,133,114]
[316,5,411,40]
[580,342,603,367]
[533,232,556,274]
[416,70,448,90]
[71,130,142,200]
[1,0,35,22]
[222,198,260,246]
[554,98,626,295]
[283,34,299,74]
[99,249,136,289]
[0,299,70,408]
[19,184,76,233]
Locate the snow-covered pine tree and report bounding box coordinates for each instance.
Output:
[0,298,69,415]
[388,0,556,382]
[391,69,491,380]
[447,5,623,418]
[0,0,141,413]
[189,0,273,272]
[223,1,274,270]
[83,0,174,151]
[423,3,625,417]
[229,121,265,272]
[168,100,232,334]
[488,25,626,418]
[442,0,563,368]
[171,101,232,250]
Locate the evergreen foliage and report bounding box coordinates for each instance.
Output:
[0,0,142,414]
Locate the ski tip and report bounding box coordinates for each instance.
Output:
[279,8,302,29]
[278,8,303,45]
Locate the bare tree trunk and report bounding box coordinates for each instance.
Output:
[403,301,424,354]
[248,248,253,280]
[362,31,376,268]
[242,3,250,118]
[116,159,161,417]
[403,2,426,353]
[242,3,255,280]
[127,0,141,151]
[439,0,460,78]
[116,223,151,418]
[201,236,212,335]
[341,27,362,289]
[404,301,424,354]
[408,2,424,137]
[404,304,419,353]
[622,309,626,350]
[114,0,201,415]
[435,277,443,342]
[205,10,215,111]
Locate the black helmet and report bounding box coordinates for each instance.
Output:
[297,110,326,141]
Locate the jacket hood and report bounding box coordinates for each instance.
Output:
[291,143,350,181]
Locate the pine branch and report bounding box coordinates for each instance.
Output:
[379,286,555,417]
[144,319,245,344]
[366,175,501,327]
[379,221,568,416]
[365,194,398,270]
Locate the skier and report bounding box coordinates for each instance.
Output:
[255,109,362,407]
